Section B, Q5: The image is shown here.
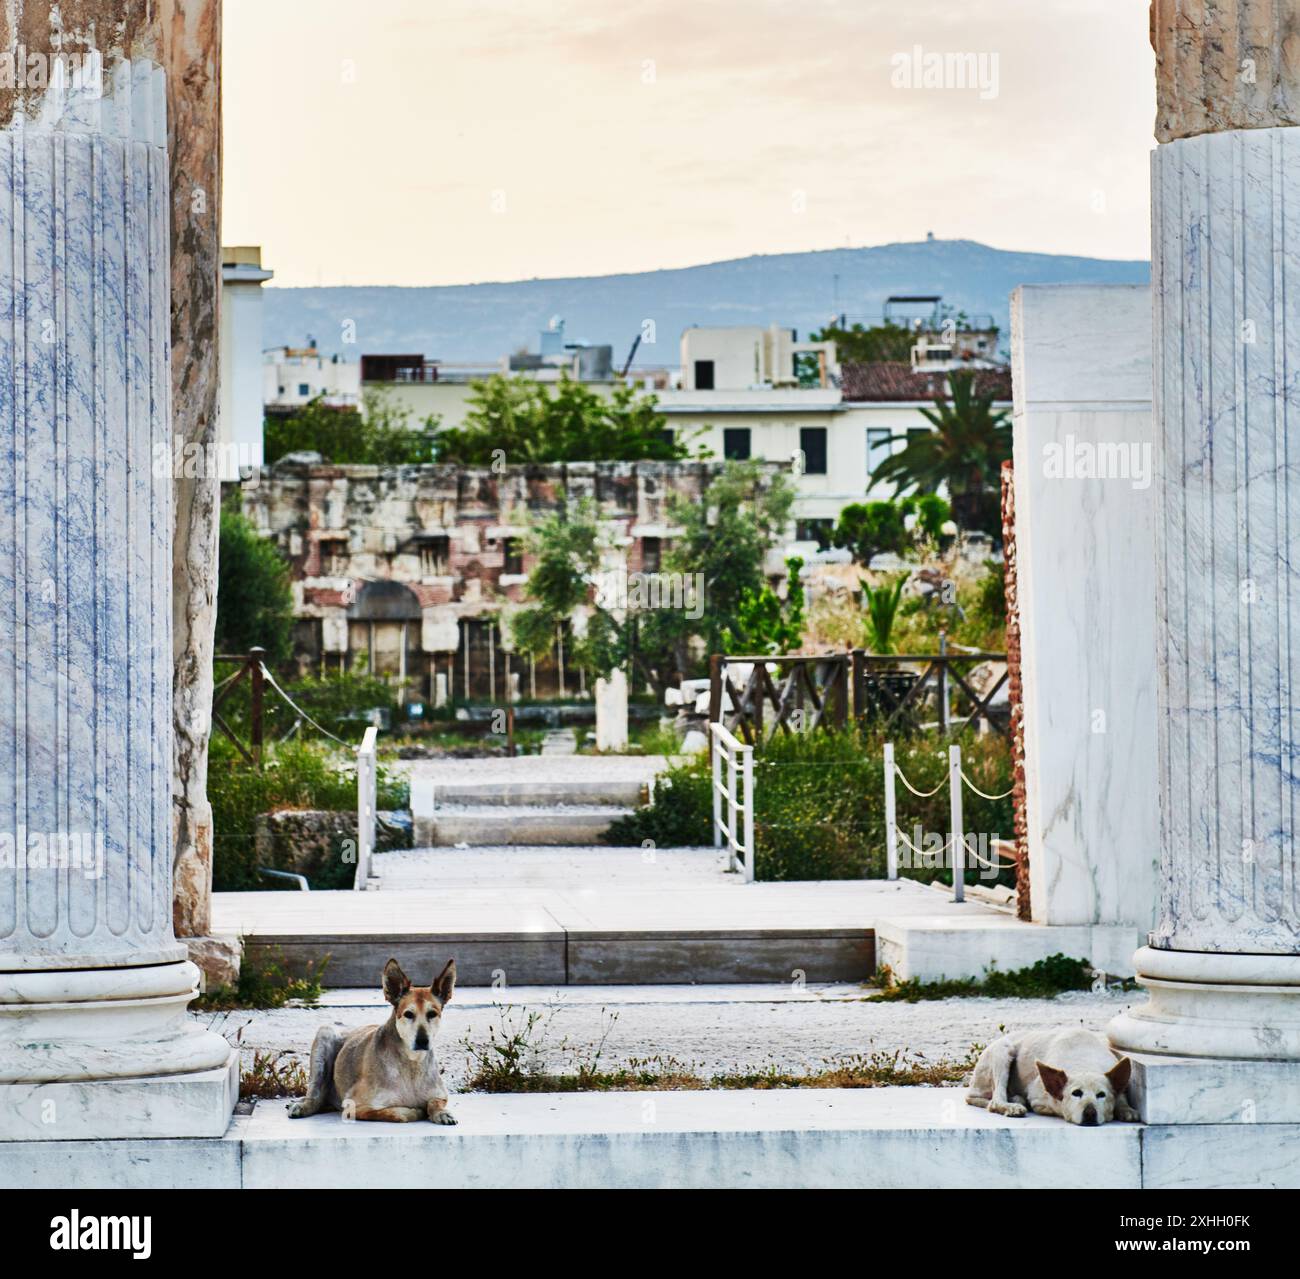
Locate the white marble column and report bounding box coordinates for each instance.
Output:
[0,49,233,1138]
[1110,2,1300,1063]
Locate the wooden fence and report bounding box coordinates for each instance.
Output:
[709,647,1009,746]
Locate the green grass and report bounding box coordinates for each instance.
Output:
[193,948,329,1012]
[866,954,1103,1003]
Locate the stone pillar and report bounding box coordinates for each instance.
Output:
[0,6,234,1139]
[596,668,629,753]
[164,0,223,955]
[1010,284,1159,977]
[1110,1,1300,1062]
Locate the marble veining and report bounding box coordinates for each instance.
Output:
[1151,127,1300,954]
[0,67,173,966]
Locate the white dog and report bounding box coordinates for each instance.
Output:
[966,1028,1139,1126]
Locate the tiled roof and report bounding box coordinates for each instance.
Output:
[841,362,1013,403]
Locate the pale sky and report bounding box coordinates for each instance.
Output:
[221,0,1155,288]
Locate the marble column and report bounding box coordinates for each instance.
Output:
[0,10,234,1138]
[1109,1,1300,1061]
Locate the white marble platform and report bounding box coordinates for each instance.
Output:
[3,1087,1298,1189]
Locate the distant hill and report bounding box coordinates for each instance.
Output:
[261,238,1149,369]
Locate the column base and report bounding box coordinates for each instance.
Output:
[0,1057,238,1141]
[0,958,238,1139]
[1108,947,1300,1061]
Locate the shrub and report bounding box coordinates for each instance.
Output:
[607,725,1014,885]
[606,758,714,847]
[209,736,408,891]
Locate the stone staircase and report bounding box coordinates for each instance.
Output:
[411,775,648,848]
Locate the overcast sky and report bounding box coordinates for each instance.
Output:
[221,0,1155,288]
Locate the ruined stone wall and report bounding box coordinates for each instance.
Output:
[1000,460,1031,922]
[241,460,743,686]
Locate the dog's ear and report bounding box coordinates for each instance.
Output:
[433,958,456,1005]
[1036,1060,1068,1100]
[1106,1056,1132,1094]
[382,958,411,1006]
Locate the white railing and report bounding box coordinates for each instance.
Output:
[710,721,755,882]
[354,725,378,890]
[883,741,1016,902]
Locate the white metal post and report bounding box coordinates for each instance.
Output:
[712,726,723,851]
[948,742,964,902]
[727,748,738,873]
[355,725,379,890]
[741,745,754,883]
[883,741,899,880]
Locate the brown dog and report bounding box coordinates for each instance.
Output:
[289,958,457,1123]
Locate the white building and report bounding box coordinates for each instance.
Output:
[655,324,1011,550]
[217,245,273,480]
[264,340,361,410]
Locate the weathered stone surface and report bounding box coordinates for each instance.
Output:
[1152,0,1300,141]
[186,934,243,992]
[162,0,223,939]
[253,809,412,887]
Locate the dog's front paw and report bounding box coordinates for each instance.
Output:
[430,1109,458,1126]
[987,1100,1026,1118]
[1115,1103,1141,1122]
[288,1101,310,1119]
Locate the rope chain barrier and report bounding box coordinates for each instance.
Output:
[958,769,1016,802]
[258,663,357,749]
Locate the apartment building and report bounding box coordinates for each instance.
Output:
[656,324,1011,548]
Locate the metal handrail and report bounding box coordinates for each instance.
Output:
[710,721,755,883]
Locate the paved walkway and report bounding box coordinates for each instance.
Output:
[205,981,1135,1093]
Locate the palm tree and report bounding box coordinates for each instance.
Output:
[869,369,1011,533]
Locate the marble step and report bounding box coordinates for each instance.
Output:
[414,804,634,847]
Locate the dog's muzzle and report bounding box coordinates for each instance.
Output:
[1081,1106,1098,1126]
[413,1034,430,1052]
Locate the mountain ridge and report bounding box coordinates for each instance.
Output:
[261,238,1150,367]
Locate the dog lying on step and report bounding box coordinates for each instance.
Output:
[966,1028,1139,1125]
[289,958,457,1124]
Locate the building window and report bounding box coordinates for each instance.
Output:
[867,427,893,480]
[800,427,828,475]
[420,536,450,577]
[502,537,524,576]
[298,383,310,397]
[723,427,751,461]
[795,518,833,549]
[694,359,715,390]
[908,427,929,447]
[641,537,662,573]
[657,428,674,450]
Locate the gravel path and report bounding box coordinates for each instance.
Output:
[204,983,1140,1093]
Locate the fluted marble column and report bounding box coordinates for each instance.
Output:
[0,11,233,1138]
[1110,0,1300,1060]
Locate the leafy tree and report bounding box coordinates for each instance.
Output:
[215,507,294,663]
[906,493,953,542]
[510,461,797,692]
[810,320,915,363]
[869,368,1011,534]
[651,460,796,662]
[720,556,806,656]
[264,389,438,465]
[434,373,691,464]
[832,501,910,568]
